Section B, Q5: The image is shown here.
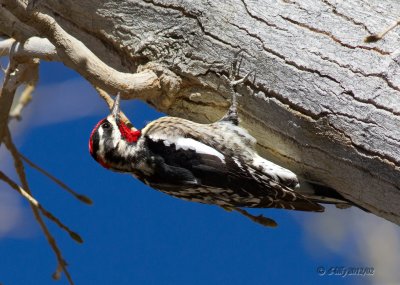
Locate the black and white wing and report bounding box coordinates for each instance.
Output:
[143,135,324,212]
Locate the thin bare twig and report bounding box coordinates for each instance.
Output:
[9,58,39,121]
[19,152,92,205]
[9,83,34,120]
[4,128,83,243]
[95,86,115,109]
[365,19,400,43]
[0,48,39,146]
[0,28,83,285]
[0,170,83,243]
[3,127,76,285]
[0,49,19,147]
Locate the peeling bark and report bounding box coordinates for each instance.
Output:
[1,0,400,224]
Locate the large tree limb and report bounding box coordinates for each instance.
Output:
[1,0,400,225]
[0,5,37,40]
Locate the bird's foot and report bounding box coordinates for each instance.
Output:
[220,51,255,125]
[228,49,255,88]
[224,207,278,228]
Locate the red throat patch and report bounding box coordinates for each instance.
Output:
[118,121,141,143]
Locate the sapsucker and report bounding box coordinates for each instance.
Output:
[89,86,343,227]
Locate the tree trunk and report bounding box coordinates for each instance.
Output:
[1,0,400,224]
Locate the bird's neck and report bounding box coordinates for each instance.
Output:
[100,134,143,173]
[118,121,142,143]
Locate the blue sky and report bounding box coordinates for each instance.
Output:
[0,61,399,285]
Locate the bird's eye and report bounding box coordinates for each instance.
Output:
[102,122,111,129]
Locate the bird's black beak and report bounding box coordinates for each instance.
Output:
[111,92,120,118]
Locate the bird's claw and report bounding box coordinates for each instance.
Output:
[233,207,278,228]
[219,50,256,126]
[229,70,254,88]
[228,49,255,88]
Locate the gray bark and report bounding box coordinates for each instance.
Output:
[2,0,400,224]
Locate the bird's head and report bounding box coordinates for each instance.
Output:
[89,93,141,170]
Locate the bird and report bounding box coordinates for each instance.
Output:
[88,74,341,227]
